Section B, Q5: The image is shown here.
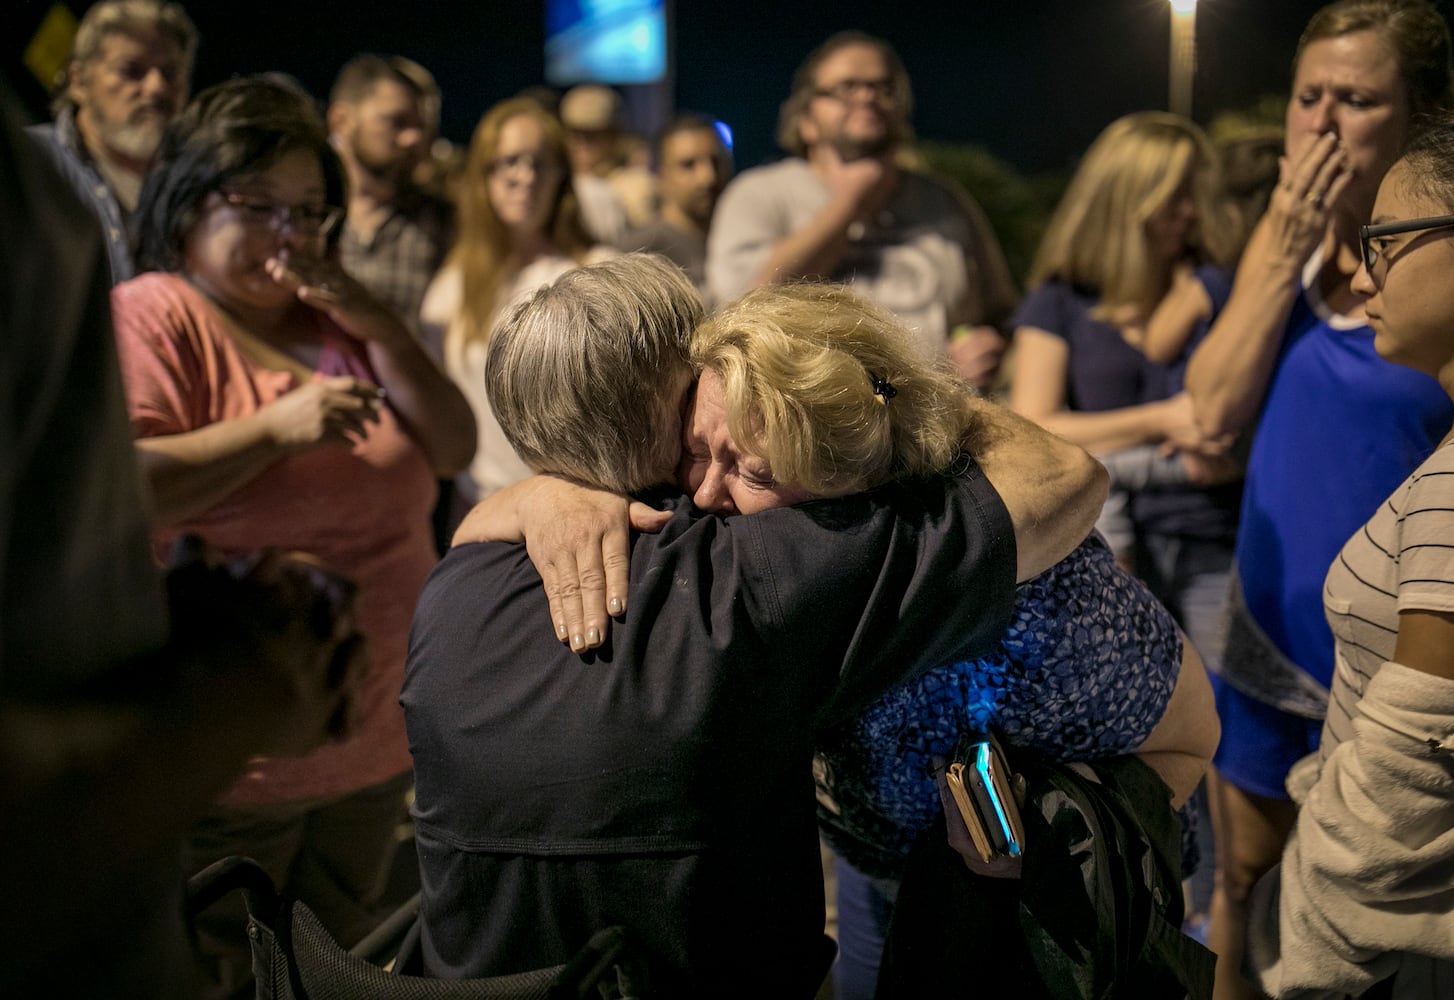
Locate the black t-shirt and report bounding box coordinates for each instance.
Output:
[402,464,1015,995]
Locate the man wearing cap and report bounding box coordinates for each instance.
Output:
[559,83,651,245]
[706,31,1017,389]
[27,0,196,284]
[616,114,731,306]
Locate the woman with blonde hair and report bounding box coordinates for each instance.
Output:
[1009,111,1245,938]
[420,97,612,517]
[680,283,1217,998]
[1010,112,1242,567]
[1027,113,1233,336]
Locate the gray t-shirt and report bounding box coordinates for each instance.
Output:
[706,158,1016,354]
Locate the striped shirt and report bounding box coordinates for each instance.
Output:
[1320,439,1454,759]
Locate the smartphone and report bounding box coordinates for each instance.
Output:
[945,733,1024,862]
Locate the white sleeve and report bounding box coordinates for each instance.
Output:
[705,171,783,308]
[1248,661,1454,997]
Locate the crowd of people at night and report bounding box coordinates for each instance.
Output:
[3,1,1453,998]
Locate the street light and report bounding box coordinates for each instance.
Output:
[1169,0,1198,119]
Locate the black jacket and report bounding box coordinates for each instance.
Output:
[877,754,1214,999]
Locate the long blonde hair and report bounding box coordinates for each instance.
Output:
[691,284,971,497]
[447,98,592,344]
[1029,112,1234,321]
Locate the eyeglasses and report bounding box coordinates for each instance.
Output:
[1359,213,1454,282]
[487,153,561,178]
[221,191,343,239]
[812,78,897,103]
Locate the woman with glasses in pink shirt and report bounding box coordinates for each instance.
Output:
[111,75,473,998]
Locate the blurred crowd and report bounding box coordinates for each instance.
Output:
[4,1,1453,998]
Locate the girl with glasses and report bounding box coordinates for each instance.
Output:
[1245,108,1454,1000]
[420,98,614,528]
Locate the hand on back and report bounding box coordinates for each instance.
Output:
[452,476,672,653]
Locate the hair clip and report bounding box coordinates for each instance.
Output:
[870,374,897,403]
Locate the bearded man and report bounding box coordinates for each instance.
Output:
[616,114,731,307]
[27,0,196,284]
[706,31,1017,390]
[327,54,453,344]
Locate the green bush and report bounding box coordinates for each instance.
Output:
[916,141,1066,287]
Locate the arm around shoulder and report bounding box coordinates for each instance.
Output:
[961,395,1107,582]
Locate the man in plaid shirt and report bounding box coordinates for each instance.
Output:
[328,54,453,348]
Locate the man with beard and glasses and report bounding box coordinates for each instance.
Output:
[327,54,453,346]
[706,31,1018,391]
[27,0,195,285]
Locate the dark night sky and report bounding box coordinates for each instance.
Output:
[7,1,1351,173]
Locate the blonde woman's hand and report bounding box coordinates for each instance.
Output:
[1265,132,1353,271]
[932,757,1023,879]
[258,376,384,452]
[453,476,671,653]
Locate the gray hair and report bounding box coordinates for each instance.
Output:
[58,0,198,113]
[485,253,702,492]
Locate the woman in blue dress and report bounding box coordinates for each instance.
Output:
[1182,5,1454,995]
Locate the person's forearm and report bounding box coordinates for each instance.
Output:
[365,335,476,477]
[961,396,1107,582]
[1031,400,1184,456]
[1184,222,1305,438]
[751,194,862,287]
[450,476,540,546]
[1098,445,1191,492]
[136,416,288,526]
[1137,264,1211,366]
[1132,640,1219,807]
